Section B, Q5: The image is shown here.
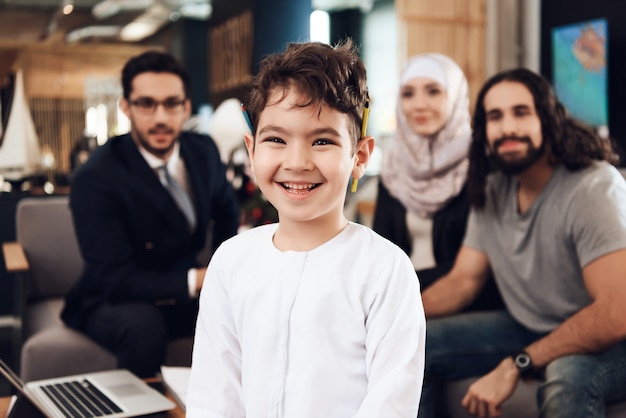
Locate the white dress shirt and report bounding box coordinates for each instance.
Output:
[137,141,198,297]
[406,211,436,270]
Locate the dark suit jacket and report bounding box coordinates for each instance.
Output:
[62,132,240,329]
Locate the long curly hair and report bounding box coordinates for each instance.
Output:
[468,68,618,209]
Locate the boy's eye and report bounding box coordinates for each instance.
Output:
[313,138,333,146]
[261,136,285,144]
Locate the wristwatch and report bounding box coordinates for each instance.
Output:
[512,351,534,379]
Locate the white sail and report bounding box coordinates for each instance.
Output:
[0,69,42,180]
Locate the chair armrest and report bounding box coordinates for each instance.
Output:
[2,242,29,272]
[356,200,376,217]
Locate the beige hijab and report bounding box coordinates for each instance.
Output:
[381,53,472,217]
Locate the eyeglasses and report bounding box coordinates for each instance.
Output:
[129,97,187,115]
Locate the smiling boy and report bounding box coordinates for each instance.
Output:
[186,40,425,418]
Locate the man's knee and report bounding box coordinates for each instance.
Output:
[86,303,168,377]
[539,355,606,415]
[117,304,167,345]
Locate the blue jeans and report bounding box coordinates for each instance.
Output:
[419,310,626,418]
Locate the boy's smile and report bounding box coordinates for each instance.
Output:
[245,88,371,244]
[281,182,321,195]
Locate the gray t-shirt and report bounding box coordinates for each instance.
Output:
[464,161,626,333]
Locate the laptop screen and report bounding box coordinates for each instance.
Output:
[0,357,24,390]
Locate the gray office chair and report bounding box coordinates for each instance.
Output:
[3,196,193,382]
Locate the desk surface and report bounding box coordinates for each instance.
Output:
[0,383,186,418]
[0,396,9,417]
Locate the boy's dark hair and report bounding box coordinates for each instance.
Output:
[246,39,369,146]
[121,50,192,99]
[468,67,619,209]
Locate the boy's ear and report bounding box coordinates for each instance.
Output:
[244,133,255,173]
[351,136,375,179]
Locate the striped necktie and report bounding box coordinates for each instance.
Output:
[158,165,197,231]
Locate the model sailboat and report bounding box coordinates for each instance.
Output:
[0,69,42,181]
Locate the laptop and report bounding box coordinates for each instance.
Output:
[0,358,175,418]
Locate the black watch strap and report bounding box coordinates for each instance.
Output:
[512,351,534,379]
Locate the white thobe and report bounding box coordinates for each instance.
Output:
[187,222,425,418]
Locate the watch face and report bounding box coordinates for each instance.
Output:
[513,353,534,379]
[515,353,531,369]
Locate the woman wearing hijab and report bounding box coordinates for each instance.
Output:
[374,53,502,309]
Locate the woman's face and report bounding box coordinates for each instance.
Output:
[400,77,448,137]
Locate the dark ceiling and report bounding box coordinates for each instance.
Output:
[0,0,211,45]
[0,0,374,46]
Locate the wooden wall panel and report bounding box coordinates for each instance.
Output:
[30,97,85,174]
[396,0,487,109]
[397,0,485,21]
[209,10,254,94]
[14,44,151,99]
[0,43,151,182]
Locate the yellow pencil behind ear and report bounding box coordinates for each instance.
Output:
[360,101,370,138]
[350,178,359,193]
[351,101,371,193]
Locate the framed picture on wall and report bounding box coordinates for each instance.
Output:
[552,18,608,132]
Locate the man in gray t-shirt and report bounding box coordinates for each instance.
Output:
[465,161,626,334]
[417,68,626,418]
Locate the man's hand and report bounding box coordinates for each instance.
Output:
[195,267,207,293]
[461,357,520,417]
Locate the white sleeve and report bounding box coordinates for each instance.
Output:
[186,254,244,418]
[353,251,426,418]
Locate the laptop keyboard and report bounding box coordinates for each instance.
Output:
[40,380,124,418]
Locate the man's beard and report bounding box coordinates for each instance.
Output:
[489,136,545,175]
[134,124,177,158]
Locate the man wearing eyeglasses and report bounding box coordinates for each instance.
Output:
[61,50,240,377]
